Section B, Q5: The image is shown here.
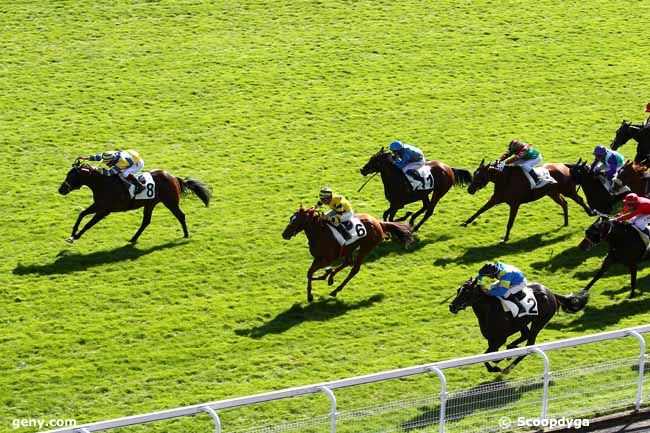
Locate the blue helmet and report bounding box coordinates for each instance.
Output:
[593,145,607,157]
[389,140,404,151]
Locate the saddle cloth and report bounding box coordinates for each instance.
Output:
[498,286,538,318]
[405,165,434,191]
[525,167,556,190]
[128,172,155,199]
[326,217,367,246]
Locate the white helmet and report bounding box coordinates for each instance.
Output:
[319,187,333,199]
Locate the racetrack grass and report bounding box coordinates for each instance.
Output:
[2,0,650,432]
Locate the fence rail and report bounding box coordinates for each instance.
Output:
[46,325,650,433]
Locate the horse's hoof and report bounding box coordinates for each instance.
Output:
[327,277,334,286]
[65,236,75,243]
[460,222,468,228]
[307,294,314,303]
[329,290,338,298]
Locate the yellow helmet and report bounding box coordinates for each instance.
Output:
[319,187,333,199]
[101,151,117,163]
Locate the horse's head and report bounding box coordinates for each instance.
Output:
[282,207,319,240]
[579,216,611,250]
[467,159,490,194]
[58,161,91,195]
[611,120,632,150]
[449,277,481,313]
[616,160,644,188]
[360,147,393,176]
[569,158,590,183]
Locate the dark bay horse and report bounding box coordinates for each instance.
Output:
[449,277,585,373]
[359,148,472,232]
[611,120,650,165]
[282,207,414,302]
[462,160,592,242]
[569,159,626,213]
[579,218,647,298]
[58,162,211,243]
[617,161,648,197]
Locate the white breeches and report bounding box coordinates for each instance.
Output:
[121,159,144,178]
[511,155,541,172]
[630,214,650,232]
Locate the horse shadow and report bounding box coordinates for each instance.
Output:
[433,231,573,267]
[235,294,384,339]
[400,379,544,431]
[13,241,188,276]
[364,237,439,264]
[530,244,604,272]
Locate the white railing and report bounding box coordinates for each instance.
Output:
[46,325,650,433]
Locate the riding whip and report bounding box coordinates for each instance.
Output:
[357,172,378,192]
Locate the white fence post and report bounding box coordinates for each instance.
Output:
[532,348,550,419]
[627,331,646,411]
[427,365,447,433]
[201,406,221,433]
[318,385,337,433]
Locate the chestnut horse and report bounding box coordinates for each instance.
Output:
[282,207,414,302]
[359,148,472,232]
[462,160,592,242]
[616,161,648,197]
[58,161,211,243]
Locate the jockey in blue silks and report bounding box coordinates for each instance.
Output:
[389,140,426,188]
[477,262,527,315]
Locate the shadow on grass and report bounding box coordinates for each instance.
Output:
[235,294,384,339]
[530,244,605,272]
[13,240,188,276]
[364,237,439,264]
[546,293,650,332]
[400,379,544,431]
[433,231,573,267]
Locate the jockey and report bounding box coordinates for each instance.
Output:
[79,150,145,194]
[499,139,542,187]
[617,193,650,237]
[644,102,650,128]
[590,145,623,191]
[389,140,426,188]
[315,187,354,240]
[477,262,527,316]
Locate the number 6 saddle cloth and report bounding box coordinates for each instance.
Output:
[326,217,367,246]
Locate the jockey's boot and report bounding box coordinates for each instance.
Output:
[528,169,540,186]
[644,173,650,196]
[506,292,526,317]
[127,174,145,195]
[336,224,351,241]
[406,169,425,188]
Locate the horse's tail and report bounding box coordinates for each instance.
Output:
[177,177,212,207]
[379,221,414,247]
[554,290,589,313]
[452,167,472,187]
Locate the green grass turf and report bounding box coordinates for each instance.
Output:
[2,0,650,432]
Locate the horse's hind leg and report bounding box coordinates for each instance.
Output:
[329,244,373,297]
[129,203,156,243]
[503,203,521,243]
[566,188,593,216]
[629,265,638,298]
[502,322,546,374]
[548,192,569,226]
[506,326,530,350]
[163,200,189,238]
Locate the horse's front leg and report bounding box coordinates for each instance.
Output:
[68,203,98,241]
[327,256,353,286]
[329,245,372,298]
[69,210,110,243]
[503,324,544,374]
[584,254,613,292]
[483,339,506,373]
[629,264,638,298]
[412,195,441,232]
[503,203,521,243]
[306,257,331,303]
[462,195,498,227]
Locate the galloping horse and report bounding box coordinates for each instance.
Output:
[611,120,650,165]
[616,161,648,197]
[462,160,592,242]
[579,217,647,298]
[569,159,625,213]
[449,277,585,373]
[58,161,211,243]
[359,148,472,232]
[282,207,414,302]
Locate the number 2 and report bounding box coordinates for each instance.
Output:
[526,298,538,314]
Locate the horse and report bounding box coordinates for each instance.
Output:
[461,160,592,242]
[569,159,626,213]
[616,161,648,197]
[58,161,212,243]
[579,217,647,298]
[449,277,586,373]
[359,148,472,232]
[611,120,650,165]
[282,206,414,302]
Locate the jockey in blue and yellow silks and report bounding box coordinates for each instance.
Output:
[79,149,145,194]
[477,262,527,315]
[389,140,426,188]
[315,187,354,240]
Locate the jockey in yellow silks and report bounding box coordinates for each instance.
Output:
[79,149,145,194]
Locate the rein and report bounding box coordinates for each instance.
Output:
[357,172,378,192]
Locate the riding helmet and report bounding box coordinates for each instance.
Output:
[592,145,607,157]
[645,102,650,113]
[624,193,639,204]
[389,140,404,151]
[101,151,117,163]
[319,187,333,199]
[478,262,501,278]
[508,139,524,152]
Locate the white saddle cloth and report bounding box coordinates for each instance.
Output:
[404,164,434,191]
[498,286,539,318]
[128,172,155,199]
[326,217,367,246]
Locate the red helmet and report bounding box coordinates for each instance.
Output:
[624,193,639,204]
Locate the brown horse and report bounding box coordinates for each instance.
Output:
[462,160,592,242]
[360,148,472,232]
[58,161,211,243]
[616,161,647,197]
[282,207,414,302]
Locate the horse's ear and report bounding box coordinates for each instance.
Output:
[576,157,582,165]
[479,158,485,167]
[380,146,384,152]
